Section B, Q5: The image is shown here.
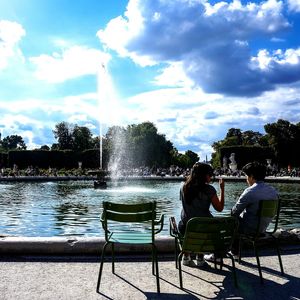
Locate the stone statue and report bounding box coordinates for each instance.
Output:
[229,153,237,172]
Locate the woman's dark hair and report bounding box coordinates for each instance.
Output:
[242,161,266,181]
[183,162,214,204]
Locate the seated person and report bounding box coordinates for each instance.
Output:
[231,161,278,254]
[178,162,225,266]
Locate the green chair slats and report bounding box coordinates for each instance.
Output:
[238,199,284,283]
[96,201,164,293]
[170,216,238,289]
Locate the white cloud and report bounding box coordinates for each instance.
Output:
[0,20,25,70]
[97,0,298,96]
[30,46,111,83]
[1,80,300,158]
[153,62,194,87]
[287,0,300,12]
[252,48,300,69]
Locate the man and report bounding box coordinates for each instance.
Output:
[229,161,278,257]
[231,161,278,234]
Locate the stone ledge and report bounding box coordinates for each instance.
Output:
[0,236,174,255]
[0,229,299,255]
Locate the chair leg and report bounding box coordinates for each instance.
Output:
[220,257,224,270]
[96,242,110,292]
[273,237,284,274]
[152,245,155,275]
[112,243,115,274]
[152,244,160,293]
[178,252,184,289]
[253,242,263,284]
[238,237,243,264]
[228,252,238,288]
[175,238,178,269]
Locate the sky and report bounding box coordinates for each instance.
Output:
[1,0,300,160]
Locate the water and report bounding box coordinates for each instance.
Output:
[0,180,299,237]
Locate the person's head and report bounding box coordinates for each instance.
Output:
[189,162,214,184]
[242,161,266,185]
[183,162,214,203]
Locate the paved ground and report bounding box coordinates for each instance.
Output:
[1,246,299,300]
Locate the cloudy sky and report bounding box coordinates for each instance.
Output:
[1,0,300,159]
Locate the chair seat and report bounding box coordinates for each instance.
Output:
[108,232,153,244]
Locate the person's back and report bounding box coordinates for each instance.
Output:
[179,163,224,234]
[178,162,225,266]
[231,161,278,234]
[180,183,215,224]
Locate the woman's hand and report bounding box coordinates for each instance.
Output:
[219,178,225,191]
[212,178,225,212]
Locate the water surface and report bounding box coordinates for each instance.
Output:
[0,180,299,236]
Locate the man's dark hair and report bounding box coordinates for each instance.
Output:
[242,161,266,181]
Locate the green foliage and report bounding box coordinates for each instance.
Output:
[0,135,26,151]
[52,122,99,152]
[53,122,74,150]
[264,119,300,167]
[40,145,50,150]
[104,122,174,168]
[73,125,94,151]
[170,149,199,168]
[212,120,300,168]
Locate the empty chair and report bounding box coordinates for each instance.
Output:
[96,201,164,293]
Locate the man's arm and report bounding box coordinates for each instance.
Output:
[231,189,251,217]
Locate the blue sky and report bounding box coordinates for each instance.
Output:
[1,0,300,159]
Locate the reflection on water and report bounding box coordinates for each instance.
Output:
[0,180,299,237]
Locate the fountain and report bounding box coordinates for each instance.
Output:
[93,63,109,189]
[94,62,134,183]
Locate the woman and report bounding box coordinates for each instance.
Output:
[178,162,225,266]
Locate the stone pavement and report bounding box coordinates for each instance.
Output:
[0,246,299,300]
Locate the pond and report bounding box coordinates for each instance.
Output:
[0,179,299,237]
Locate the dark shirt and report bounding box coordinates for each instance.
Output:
[180,182,217,226]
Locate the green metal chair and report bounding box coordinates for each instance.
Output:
[171,216,238,289]
[96,201,164,293]
[238,199,284,283]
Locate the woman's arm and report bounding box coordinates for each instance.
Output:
[211,178,225,212]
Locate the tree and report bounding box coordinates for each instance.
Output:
[53,122,74,150]
[0,135,27,151]
[226,128,242,145]
[104,122,174,169]
[241,130,263,146]
[40,145,50,151]
[73,125,94,151]
[264,119,300,166]
[185,150,199,167]
[52,122,96,152]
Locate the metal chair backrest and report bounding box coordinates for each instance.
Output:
[102,201,157,242]
[181,217,238,255]
[256,199,280,235]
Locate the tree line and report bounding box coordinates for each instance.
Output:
[1,119,299,170]
[0,121,199,169]
[211,119,300,168]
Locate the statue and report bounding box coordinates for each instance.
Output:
[229,153,237,172]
